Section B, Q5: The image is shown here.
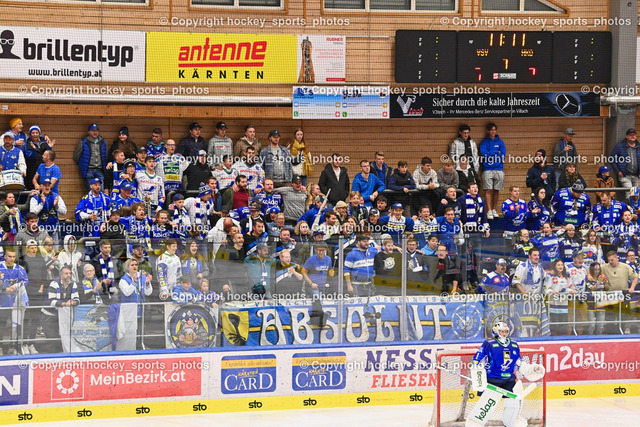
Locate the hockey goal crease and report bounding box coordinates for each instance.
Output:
[429,349,546,426]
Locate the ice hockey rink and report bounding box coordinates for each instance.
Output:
[11,396,640,427]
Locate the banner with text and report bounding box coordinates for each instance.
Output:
[390,92,601,118]
[0,26,145,82]
[293,86,390,119]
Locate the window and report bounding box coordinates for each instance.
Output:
[482,0,565,13]
[11,0,147,3]
[192,0,282,7]
[325,0,456,12]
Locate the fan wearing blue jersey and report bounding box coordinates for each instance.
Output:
[468,322,545,427]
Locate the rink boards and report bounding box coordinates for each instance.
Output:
[1,337,639,424]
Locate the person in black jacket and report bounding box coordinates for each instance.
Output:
[183,150,213,191]
[526,149,556,205]
[318,153,350,207]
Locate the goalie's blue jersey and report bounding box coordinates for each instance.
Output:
[472,339,521,380]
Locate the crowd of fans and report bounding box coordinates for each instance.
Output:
[1,118,639,355]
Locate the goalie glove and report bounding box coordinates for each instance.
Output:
[519,361,545,382]
[470,362,487,392]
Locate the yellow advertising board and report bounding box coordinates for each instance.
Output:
[146,32,298,83]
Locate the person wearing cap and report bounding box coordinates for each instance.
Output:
[352,160,385,208]
[111,179,142,211]
[550,181,591,227]
[155,138,188,194]
[32,149,61,194]
[185,184,215,238]
[566,249,589,334]
[553,127,579,188]
[135,155,165,214]
[146,128,166,159]
[30,177,66,242]
[557,162,586,190]
[74,123,107,189]
[75,176,111,238]
[259,129,293,187]
[276,174,307,224]
[232,146,265,193]
[333,200,349,224]
[558,224,583,263]
[377,202,415,246]
[593,165,616,203]
[234,124,261,160]
[610,127,640,195]
[343,234,377,296]
[526,149,556,205]
[207,121,233,169]
[6,117,26,146]
[177,122,207,158]
[133,146,148,172]
[0,131,27,178]
[24,124,53,191]
[477,258,510,294]
[108,126,137,166]
[318,153,350,206]
[239,200,266,235]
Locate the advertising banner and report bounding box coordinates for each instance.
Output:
[293,86,390,119]
[70,304,112,352]
[219,296,484,347]
[296,35,346,83]
[390,92,601,118]
[0,26,145,82]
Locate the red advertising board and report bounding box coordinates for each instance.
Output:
[531,340,640,382]
[32,357,203,403]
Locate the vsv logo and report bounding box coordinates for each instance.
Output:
[0,365,29,406]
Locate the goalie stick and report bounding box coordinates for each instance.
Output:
[435,364,537,400]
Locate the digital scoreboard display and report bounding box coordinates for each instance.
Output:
[395,31,611,84]
[456,31,552,83]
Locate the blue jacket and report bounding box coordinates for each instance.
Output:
[610,139,640,176]
[352,173,385,206]
[344,246,376,283]
[479,134,506,171]
[77,137,107,178]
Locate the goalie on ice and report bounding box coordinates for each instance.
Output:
[467,322,545,427]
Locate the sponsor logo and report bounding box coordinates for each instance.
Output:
[0,365,30,406]
[248,400,263,409]
[135,406,150,415]
[409,393,423,402]
[292,352,347,391]
[17,412,33,421]
[475,398,497,421]
[614,387,627,394]
[356,395,371,404]
[564,388,577,396]
[303,398,318,406]
[221,354,276,394]
[77,409,92,418]
[167,304,217,349]
[32,357,201,403]
[193,403,208,411]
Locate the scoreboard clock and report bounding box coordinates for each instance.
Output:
[456,31,552,83]
[395,30,611,84]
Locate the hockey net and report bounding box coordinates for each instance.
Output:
[429,349,546,426]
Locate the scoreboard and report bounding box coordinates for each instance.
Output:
[395,30,611,84]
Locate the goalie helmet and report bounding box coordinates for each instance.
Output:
[492,321,510,345]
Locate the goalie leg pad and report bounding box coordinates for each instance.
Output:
[520,361,546,382]
[465,388,502,427]
[502,397,526,427]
